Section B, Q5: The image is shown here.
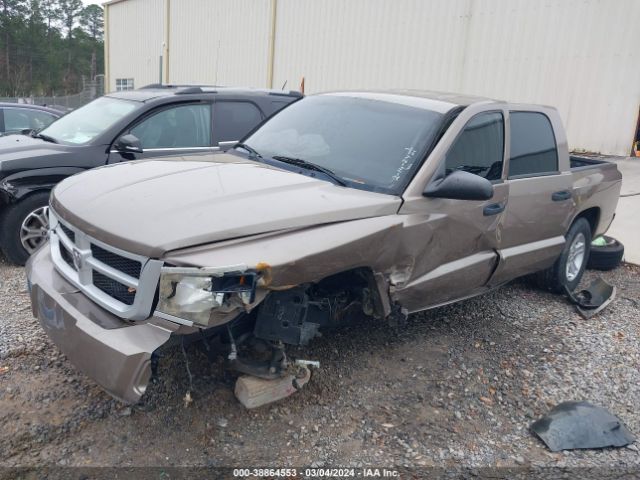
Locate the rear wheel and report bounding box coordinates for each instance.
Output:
[536,217,591,293]
[1,192,51,265]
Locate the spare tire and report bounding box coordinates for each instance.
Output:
[587,236,624,271]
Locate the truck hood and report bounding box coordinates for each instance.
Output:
[51,154,401,258]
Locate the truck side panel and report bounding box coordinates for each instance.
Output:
[571,162,622,236]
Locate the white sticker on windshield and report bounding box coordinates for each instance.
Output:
[391,146,417,183]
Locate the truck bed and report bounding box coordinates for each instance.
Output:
[570,154,613,170]
[569,155,622,238]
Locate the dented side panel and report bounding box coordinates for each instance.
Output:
[163,176,507,314]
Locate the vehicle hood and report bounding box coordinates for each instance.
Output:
[51,154,402,258]
[0,134,76,174]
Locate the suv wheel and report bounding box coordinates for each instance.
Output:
[536,218,592,293]
[1,192,51,265]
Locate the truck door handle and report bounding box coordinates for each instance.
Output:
[552,190,572,201]
[483,203,505,216]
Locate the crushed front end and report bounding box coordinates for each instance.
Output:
[26,209,270,403]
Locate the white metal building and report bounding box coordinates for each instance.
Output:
[103,0,640,156]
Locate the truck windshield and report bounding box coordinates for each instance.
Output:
[242,95,445,194]
[39,96,139,145]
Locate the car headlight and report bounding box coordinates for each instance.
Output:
[155,265,259,326]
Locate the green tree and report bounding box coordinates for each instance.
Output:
[80,4,102,79]
[80,4,102,40]
[0,0,103,96]
[0,0,26,93]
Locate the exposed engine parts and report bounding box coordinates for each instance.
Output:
[253,287,331,346]
[253,269,380,346]
[193,269,389,408]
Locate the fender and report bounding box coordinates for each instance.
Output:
[0,167,87,206]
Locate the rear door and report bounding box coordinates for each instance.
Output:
[108,102,217,162]
[489,110,574,285]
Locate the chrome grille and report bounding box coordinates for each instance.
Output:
[59,242,75,269]
[59,223,75,243]
[93,271,136,305]
[91,244,142,278]
[49,209,163,321]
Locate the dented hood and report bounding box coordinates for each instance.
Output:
[51,154,401,258]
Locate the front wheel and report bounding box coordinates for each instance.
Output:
[536,218,592,293]
[1,192,51,265]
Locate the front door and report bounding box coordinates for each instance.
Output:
[108,102,217,162]
[395,110,509,311]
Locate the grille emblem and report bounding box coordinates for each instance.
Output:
[72,248,83,271]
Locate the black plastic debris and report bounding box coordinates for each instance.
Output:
[565,277,616,319]
[531,401,635,451]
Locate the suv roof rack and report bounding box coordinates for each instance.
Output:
[138,83,303,97]
[174,86,205,94]
[140,83,219,90]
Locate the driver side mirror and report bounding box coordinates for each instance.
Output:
[114,134,143,154]
[423,170,493,201]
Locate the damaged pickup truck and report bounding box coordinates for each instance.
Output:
[26,91,622,405]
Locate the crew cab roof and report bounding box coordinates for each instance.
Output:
[323,90,502,113]
[106,85,303,103]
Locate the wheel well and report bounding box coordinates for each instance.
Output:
[574,207,600,239]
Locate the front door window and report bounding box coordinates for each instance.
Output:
[130,104,212,149]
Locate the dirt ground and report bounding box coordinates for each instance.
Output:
[0,256,639,476]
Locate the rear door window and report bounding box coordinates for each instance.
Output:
[509,112,558,177]
[213,101,264,144]
[445,112,504,181]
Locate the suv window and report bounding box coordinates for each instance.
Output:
[213,101,263,144]
[509,112,558,177]
[4,108,57,132]
[445,112,504,181]
[131,103,211,149]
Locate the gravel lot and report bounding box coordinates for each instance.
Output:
[0,251,639,475]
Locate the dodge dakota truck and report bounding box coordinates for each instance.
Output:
[26,91,622,404]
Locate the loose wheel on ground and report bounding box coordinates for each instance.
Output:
[587,235,624,271]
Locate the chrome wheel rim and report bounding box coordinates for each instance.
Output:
[20,206,50,254]
[566,232,586,282]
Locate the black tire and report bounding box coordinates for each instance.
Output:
[1,192,51,265]
[587,236,624,271]
[536,218,592,293]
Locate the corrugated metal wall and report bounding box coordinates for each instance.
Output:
[106,0,164,90]
[168,0,271,87]
[106,0,640,155]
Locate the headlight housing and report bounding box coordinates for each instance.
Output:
[155,265,259,326]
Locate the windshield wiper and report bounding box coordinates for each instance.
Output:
[235,142,262,159]
[32,132,58,144]
[271,156,347,186]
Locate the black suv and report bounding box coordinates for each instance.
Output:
[0,85,302,264]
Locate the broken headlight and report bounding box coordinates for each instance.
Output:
[155,266,258,326]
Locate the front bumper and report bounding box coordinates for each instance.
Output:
[26,246,180,404]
